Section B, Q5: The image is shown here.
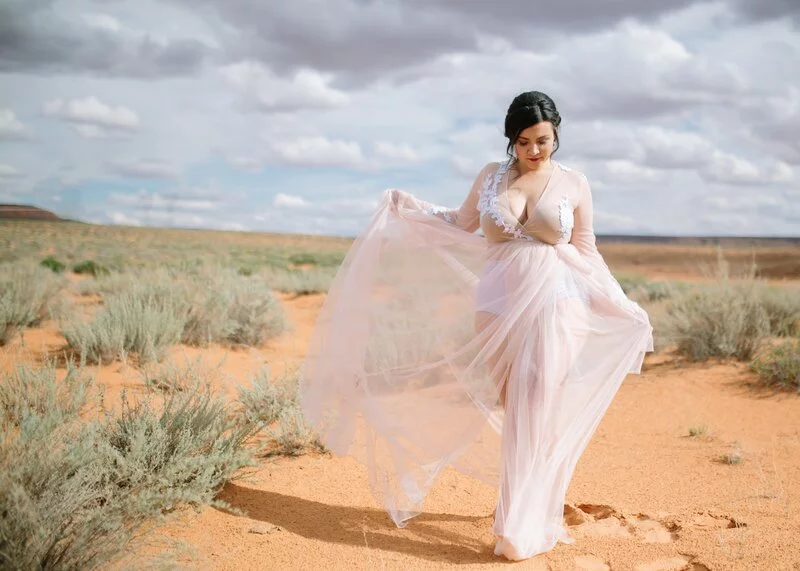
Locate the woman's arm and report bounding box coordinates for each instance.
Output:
[391,163,497,232]
[569,172,610,270]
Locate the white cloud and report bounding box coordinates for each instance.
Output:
[267,136,367,168]
[221,61,350,112]
[43,96,140,131]
[700,152,763,185]
[0,109,29,140]
[373,141,421,163]
[0,165,22,178]
[637,127,716,169]
[108,159,179,179]
[273,193,309,208]
[81,13,123,33]
[1,2,799,237]
[108,211,144,226]
[600,160,663,186]
[109,190,217,211]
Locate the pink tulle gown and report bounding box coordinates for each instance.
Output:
[300,159,653,560]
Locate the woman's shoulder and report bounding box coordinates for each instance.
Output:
[554,161,590,185]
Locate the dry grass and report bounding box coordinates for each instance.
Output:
[0,359,260,570]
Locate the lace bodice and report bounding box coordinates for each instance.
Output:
[397,158,604,272]
[478,160,576,245]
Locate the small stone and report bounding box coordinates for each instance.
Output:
[249,523,281,535]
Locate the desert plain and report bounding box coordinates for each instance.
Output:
[2,220,799,571]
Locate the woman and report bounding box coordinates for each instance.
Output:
[300,91,653,560]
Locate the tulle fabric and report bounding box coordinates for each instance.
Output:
[300,191,653,560]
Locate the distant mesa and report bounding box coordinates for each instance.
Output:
[0,204,62,221]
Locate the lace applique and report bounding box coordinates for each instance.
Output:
[557,196,574,241]
[424,205,454,223]
[477,161,533,241]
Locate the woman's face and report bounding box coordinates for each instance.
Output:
[513,122,556,172]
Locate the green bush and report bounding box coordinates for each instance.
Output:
[751,340,800,391]
[72,260,110,277]
[39,256,65,273]
[288,251,344,268]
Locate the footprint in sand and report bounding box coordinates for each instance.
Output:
[690,510,744,530]
[565,504,677,543]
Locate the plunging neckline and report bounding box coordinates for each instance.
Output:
[505,161,559,227]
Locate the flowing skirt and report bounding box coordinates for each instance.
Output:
[300,191,653,560]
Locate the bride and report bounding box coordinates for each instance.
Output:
[300,90,653,561]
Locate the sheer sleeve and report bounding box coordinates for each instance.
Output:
[570,172,610,271]
[391,163,494,233]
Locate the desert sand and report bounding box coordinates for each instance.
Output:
[2,238,799,571]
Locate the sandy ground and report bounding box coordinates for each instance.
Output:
[3,271,800,570]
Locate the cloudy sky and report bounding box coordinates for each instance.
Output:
[1,0,798,237]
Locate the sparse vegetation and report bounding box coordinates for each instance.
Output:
[0,261,65,345]
[758,285,800,337]
[719,442,743,465]
[60,289,187,364]
[665,259,771,362]
[64,268,288,363]
[72,259,110,277]
[141,355,223,393]
[689,425,708,438]
[39,256,65,273]
[261,266,337,295]
[237,369,326,457]
[751,340,800,391]
[0,359,259,570]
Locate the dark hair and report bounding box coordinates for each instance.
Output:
[504,91,561,159]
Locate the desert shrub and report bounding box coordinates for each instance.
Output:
[237,368,299,426]
[267,407,323,457]
[0,361,258,570]
[39,256,65,273]
[0,362,140,570]
[288,251,345,267]
[262,266,337,295]
[0,418,148,570]
[750,340,800,391]
[141,355,222,393]
[237,369,325,456]
[0,262,65,345]
[179,269,287,347]
[614,273,647,294]
[77,267,287,348]
[101,387,258,505]
[72,260,110,277]
[225,277,287,345]
[60,289,186,364]
[757,285,800,337]
[0,359,92,428]
[666,275,770,362]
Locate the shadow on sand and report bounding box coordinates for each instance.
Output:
[215,482,505,565]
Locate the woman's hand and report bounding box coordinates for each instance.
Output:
[388,189,405,213]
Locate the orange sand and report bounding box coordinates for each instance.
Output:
[3,275,799,570]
